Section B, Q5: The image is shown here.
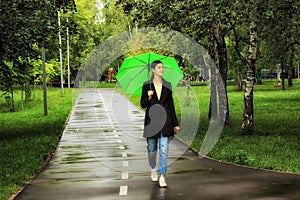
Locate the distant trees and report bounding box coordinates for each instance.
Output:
[0,0,74,111]
[0,0,100,112]
[109,0,300,133]
[1,0,299,133]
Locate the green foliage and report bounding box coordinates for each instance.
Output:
[1,0,300,111]
[101,0,131,37]
[0,0,77,111]
[258,0,300,67]
[0,0,111,112]
[221,149,256,166]
[115,0,300,82]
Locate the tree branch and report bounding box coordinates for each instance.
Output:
[232,27,248,65]
[285,42,300,52]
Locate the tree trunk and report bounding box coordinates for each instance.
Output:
[281,62,285,90]
[288,48,294,87]
[209,67,218,120]
[25,82,31,102]
[232,27,244,91]
[237,65,243,91]
[214,23,229,125]
[242,21,258,134]
[208,25,217,120]
[10,85,15,112]
[288,66,293,87]
[2,64,15,112]
[21,83,24,110]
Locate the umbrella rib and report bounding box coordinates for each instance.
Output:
[158,56,169,61]
[132,57,148,65]
[125,66,147,90]
[130,53,168,65]
[127,53,169,66]
[119,64,146,71]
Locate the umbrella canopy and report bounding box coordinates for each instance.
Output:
[116,52,183,95]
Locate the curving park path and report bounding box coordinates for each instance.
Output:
[15,89,300,200]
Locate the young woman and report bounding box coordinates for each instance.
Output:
[140,60,180,188]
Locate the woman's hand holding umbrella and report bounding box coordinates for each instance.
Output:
[174,126,180,134]
[148,90,154,100]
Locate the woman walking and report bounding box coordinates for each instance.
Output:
[140,60,180,188]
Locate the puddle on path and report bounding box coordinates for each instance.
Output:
[60,145,84,149]
[131,110,141,114]
[50,169,89,174]
[170,168,213,175]
[94,104,102,108]
[60,154,94,164]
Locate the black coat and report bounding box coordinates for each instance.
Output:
[140,79,179,138]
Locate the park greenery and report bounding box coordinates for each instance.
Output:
[1,0,300,199]
[1,0,299,130]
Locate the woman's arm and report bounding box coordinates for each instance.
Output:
[168,85,179,127]
[141,83,151,108]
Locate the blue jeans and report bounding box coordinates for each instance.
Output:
[147,132,170,175]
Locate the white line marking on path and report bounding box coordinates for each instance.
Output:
[123,161,129,167]
[119,186,128,196]
[122,152,127,157]
[116,139,122,143]
[122,171,129,179]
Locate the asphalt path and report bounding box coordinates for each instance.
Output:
[15,89,300,200]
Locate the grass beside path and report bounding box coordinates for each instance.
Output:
[123,79,300,174]
[206,80,300,173]
[0,88,79,200]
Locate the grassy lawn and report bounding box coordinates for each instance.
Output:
[126,79,300,173]
[0,87,80,200]
[206,80,300,173]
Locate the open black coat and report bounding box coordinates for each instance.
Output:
[140,79,179,138]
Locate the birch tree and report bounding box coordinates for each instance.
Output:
[242,2,258,134]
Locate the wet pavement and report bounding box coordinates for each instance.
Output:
[15,89,300,200]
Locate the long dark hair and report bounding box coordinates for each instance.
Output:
[150,60,163,81]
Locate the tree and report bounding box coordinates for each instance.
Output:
[242,18,258,134]
[70,0,300,133]
[0,0,76,111]
[258,0,300,89]
[115,0,233,124]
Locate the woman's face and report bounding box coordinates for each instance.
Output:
[152,63,164,77]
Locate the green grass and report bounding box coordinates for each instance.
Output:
[126,79,300,174]
[73,81,116,89]
[206,79,300,173]
[0,87,80,200]
[97,82,116,88]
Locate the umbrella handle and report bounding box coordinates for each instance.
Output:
[148,63,152,89]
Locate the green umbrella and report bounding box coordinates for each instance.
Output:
[116,52,183,95]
